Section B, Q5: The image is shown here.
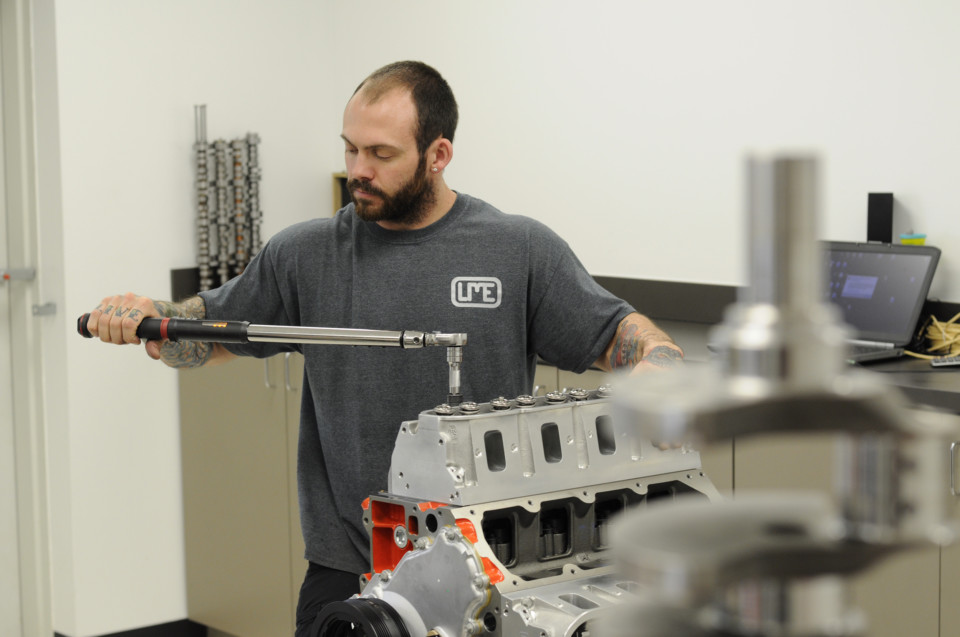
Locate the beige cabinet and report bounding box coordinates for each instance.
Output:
[942,475,960,636]
[180,353,306,637]
[943,541,960,635]
[286,354,307,598]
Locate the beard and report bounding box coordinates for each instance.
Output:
[348,155,436,227]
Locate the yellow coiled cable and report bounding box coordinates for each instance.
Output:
[904,312,960,359]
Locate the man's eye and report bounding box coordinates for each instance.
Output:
[374,152,393,160]
[345,147,358,155]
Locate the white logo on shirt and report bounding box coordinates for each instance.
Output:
[451,277,502,308]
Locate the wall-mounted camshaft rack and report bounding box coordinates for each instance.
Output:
[194,105,263,291]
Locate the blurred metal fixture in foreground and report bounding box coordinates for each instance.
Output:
[605,155,960,637]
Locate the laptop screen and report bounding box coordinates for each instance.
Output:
[824,241,941,345]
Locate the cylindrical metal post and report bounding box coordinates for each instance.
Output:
[713,155,847,387]
[744,155,820,309]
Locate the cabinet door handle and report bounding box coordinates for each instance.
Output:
[264,359,276,389]
[284,352,299,392]
[951,441,960,497]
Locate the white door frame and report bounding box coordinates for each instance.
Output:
[0,14,23,633]
[1,0,52,635]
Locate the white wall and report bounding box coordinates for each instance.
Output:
[40,1,960,635]
[48,1,333,635]
[326,0,960,297]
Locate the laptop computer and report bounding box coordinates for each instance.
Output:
[824,241,941,364]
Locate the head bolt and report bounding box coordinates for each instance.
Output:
[546,391,567,403]
[459,401,480,413]
[568,388,589,401]
[515,394,536,407]
[435,404,455,415]
[491,396,512,410]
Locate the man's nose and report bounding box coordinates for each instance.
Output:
[349,153,375,182]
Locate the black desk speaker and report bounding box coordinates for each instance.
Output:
[867,192,894,243]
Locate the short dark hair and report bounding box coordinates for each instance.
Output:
[355,61,458,155]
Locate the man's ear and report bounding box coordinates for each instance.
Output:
[429,137,453,173]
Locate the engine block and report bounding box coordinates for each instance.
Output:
[315,388,720,637]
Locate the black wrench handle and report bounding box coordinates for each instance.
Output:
[77,314,250,343]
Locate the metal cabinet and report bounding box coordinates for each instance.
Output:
[179,353,306,637]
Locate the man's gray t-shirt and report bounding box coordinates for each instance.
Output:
[200,193,634,574]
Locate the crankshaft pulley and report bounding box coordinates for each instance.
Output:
[312,598,410,637]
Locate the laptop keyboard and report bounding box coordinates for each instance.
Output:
[850,343,892,356]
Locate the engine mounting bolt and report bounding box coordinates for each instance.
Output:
[414,537,431,550]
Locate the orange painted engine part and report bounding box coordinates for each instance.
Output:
[369,500,411,574]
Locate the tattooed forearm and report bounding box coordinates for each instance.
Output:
[610,323,649,368]
[641,345,683,368]
[158,339,214,369]
[153,296,206,319]
[87,292,228,366]
[150,297,211,368]
[603,313,683,371]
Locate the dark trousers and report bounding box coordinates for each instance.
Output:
[294,562,362,637]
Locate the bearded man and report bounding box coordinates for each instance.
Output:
[83,61,682,636]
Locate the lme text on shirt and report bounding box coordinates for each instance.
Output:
[451,277,502,308]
